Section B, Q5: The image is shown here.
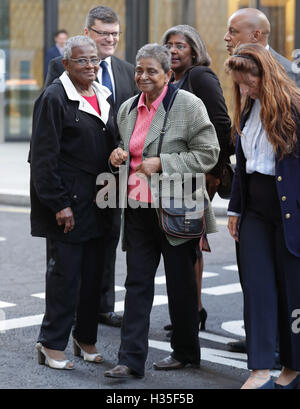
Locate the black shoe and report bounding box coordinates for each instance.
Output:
[163,324,172,331]
[227,340,246,353]
[104,365,143,379]
[153,355,200,371]
[98,312,122,327]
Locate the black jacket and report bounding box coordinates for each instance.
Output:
[29,77,118,242]
[178,66,233,178]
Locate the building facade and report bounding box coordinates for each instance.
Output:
[0,0,299,141]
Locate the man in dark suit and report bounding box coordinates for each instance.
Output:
[45,6,138,327]
[224,7,299,357]
[224,8,300,87]
[44,30,68,79]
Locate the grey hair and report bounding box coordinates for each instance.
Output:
[86,6,120,29]
[136,43,171,73]
[63,36,97,59]
[161,25,211,67]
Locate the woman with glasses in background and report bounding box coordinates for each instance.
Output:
[30,36,117,370]
[161,25,232,335]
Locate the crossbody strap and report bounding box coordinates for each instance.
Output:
[156,88,179,157]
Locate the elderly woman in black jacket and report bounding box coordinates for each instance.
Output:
[29,35,117,369]
[161,25,232,333]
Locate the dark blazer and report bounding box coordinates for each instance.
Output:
[270,47,300,88]
[178,66,232,178]
[29,76,118,243]
[228,104,300,257]
[44,55,138,113]
[44,46,62,78]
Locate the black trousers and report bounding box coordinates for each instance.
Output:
[98,208,121,313]
[239,172,300,370]
[39,237,104,350]
[118,207,200,376]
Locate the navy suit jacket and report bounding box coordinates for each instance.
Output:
[44,46,62,78]
[270,47,300,88]
[228,105,300,257]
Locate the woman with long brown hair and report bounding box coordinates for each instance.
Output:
[226,43,300,389]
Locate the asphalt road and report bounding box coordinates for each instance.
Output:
[0,205,276,391]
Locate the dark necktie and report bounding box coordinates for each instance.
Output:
[100,60,114,100]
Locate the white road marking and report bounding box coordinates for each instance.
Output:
[31,272,219,300]
[115,295,168,313]
[198,331,237,345]
[202,283,242,296]
[0,237,6,242]
[222,265,238,271]
[0,314,43,332]
[0,206,30,214]
[31,293,45,299]
[0,301,16,308]
[222,320,245,337]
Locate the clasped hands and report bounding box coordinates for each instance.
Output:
[110,148,162,177]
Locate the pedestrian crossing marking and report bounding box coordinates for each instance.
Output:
[222,265,238,271]
[0,301,16,308]
[0,314,43,332]
[31,272,219,301]
[115,295,169,313]
[202,283,242,296]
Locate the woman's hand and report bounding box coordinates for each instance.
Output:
[110,148,128,167]
[136,157,162,178]
[56,207,75,234]
[228,215,240,242]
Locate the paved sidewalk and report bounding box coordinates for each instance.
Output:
[0,142,229,214]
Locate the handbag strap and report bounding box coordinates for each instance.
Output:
[156,88,179,157]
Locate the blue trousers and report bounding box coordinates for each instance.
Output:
[239,172,300,370]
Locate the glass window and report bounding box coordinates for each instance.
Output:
[58,0,126,60]
[1,0,43,141]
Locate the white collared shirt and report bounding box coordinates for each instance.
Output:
[241,99,275,176]
[59,71,111,125]
[98,56,115,98]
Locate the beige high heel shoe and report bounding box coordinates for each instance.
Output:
[73,338,103,363]
[36,343,74,370]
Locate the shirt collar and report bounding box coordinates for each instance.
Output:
[59,71,111,124]
[100,56,112,68]
[59,71,111,101]
[138,85,168,111]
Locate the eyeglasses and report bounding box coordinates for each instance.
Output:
[89,28,121,38]
[69,57,100,66]
[165,43,189,51]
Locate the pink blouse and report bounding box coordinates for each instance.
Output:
[128,86,168,203]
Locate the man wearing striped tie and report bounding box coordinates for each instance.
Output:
[44,6,138,328]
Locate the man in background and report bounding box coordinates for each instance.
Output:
[44,29,68,79]
[224,7,299,357]
[224,7,300,86]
